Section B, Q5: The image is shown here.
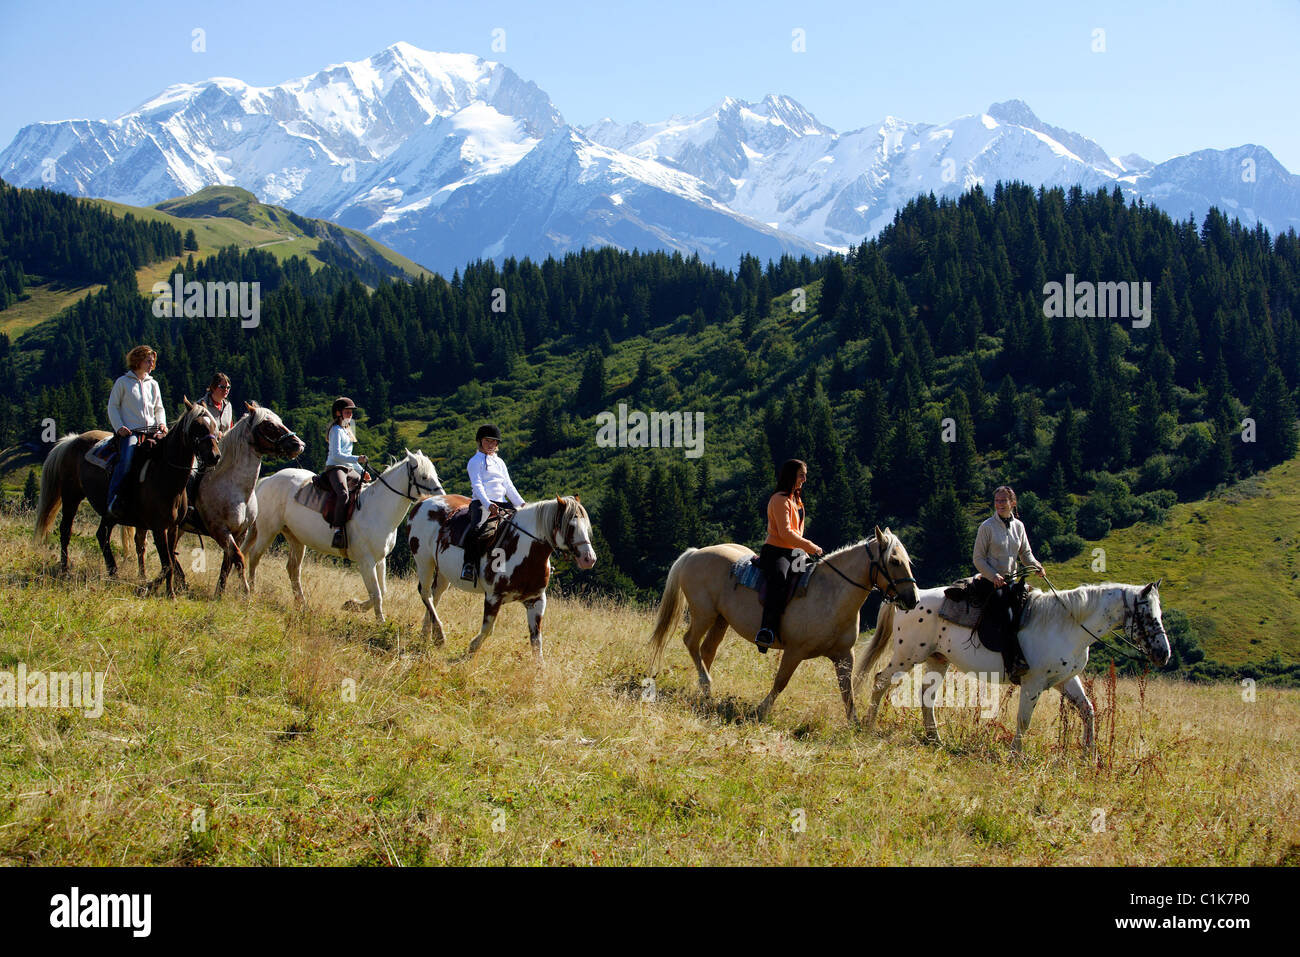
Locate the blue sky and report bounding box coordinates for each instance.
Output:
[2,0,1297,169]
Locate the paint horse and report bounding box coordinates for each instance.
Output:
[408,495,597,661]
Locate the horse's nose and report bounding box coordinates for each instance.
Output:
[578,549,597,570]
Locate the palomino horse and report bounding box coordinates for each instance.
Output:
[244,450,443,622]
[34,399,222,597]
[408,495,597,661]
[647,527,919,723]
[853,580,1171,754]
[127,402,305,595]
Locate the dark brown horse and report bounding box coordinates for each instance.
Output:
[34,398,221,596]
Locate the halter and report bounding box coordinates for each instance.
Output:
[250,415,301,456]
[373,459,444,502]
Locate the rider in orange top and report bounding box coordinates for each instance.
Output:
[755,458,823,651]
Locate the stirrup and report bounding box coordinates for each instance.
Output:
[461,562,477,582]
[755,628,777,653]
[331,528,346,550]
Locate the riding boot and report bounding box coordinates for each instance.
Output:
[330,494,349,550]
[107,434,138,519]
[461,535,480,582]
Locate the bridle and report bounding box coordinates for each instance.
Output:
[373,458,445,502]
[164,409,220,470]
[1042,575,1161,661]
[250,415,302,457]
[815,533,916,604]
[503,500,592,559]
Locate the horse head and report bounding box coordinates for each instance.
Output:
[553,495,597,570]
[1130,578,1171,666]
[245,401,305,459]
[870,525,919,610]
[404,449,444,499]
[181,396,221,468]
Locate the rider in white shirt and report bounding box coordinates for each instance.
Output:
[324,397,370,549]
[106,345,168,519]
[462,423,525,581]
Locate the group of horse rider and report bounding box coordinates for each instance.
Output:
[105,345,232,521]
[106,345,523,574]
[755,459,1045,679]
[104,344,1045,674]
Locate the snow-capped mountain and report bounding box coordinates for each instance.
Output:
[3,43,1297,275]
[586,97,1300,247]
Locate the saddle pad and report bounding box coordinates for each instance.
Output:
[85,437,116,471]
[293,482,329,513]
[938,596,982,628]
[730,552,814,599]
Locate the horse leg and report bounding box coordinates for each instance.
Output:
[95,518,118,579]
[170,528,187,591]
[681,612,718,697]
[428,576,450,646]
[283,531,306,605]
[134,526,147,579]
[1057,675,1096,759]
[147,525,175,598]
[359,559,385,623]
[523,594,546,661]
[465,595,503,657]
[1011,678,1048,753]
[416,556,445,645]
[832,645,858,726]
[920,658,950,744]
[58,489,84,573]
[698,618,729,697]
[754,650,805,722]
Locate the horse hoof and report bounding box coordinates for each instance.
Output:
[342,599,360,612]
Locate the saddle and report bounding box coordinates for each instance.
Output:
[293,469,364,525]
[86,436,118,471]
[730,551,815,606]
[938,575,988,628]
[436,505,507,554]
[938,576,1028,654]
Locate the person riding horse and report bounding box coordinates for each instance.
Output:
[972,484,1046,681]
[199,372,234,438]
[461,424,526,582]
[755,458,824,652]
[106,345,167,521]
[324,397,370,549]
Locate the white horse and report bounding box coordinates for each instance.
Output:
[407,494,596,660]
[245,449,443,622]
[853,580,1170,754]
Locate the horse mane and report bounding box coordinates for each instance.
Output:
[1022,582,1130,630]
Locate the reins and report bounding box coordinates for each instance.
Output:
[1040,573,1147,661]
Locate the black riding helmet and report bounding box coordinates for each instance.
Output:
[476,424,501,444]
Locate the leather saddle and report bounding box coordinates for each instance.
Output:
[730,552,814,606]
[293,469,364,525]
[436,505,507,553]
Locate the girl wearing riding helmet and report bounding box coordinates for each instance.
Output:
[755,458,823,652]
[325,397,370,549]
[462,423,525,581]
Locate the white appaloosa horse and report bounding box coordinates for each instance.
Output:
[408,494,597,661]
[647,528,920,724]
[128,402,305,595]
[245,450,443,621]
[853,580,1171,754]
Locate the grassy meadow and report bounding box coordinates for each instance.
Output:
[1,509,1297,866]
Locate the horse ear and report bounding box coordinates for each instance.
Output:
[874,525,884,543]
[1155,577,1163,590]
[573,494,580,502]
[244,401,254,412]
[182,395,193,409]
[1141,582,1153,596]
[556,494,564,505]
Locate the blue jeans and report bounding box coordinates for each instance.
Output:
[107,434,139,506]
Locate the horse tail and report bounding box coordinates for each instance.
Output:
[853,603,896,693]
[33,435,78,542]
[647,547,697,673]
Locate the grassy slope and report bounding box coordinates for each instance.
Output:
[0,187,433,344]
[1044,458,1300,668]
[0,511,1296,865]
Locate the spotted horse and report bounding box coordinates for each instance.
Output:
[408,495,597,660]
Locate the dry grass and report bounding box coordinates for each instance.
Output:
[1,510,1297,866]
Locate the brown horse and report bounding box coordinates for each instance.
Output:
[647,527,919,724]
[34,399,221,596]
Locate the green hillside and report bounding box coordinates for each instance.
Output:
[1047,457,1300,675]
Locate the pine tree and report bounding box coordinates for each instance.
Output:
[22,469,38,510]
[1249,365,1299,468]
[1051,401,1082,487]
[919,486,972,584]
[576,348,606,408]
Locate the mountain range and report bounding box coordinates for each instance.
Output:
[3,41,1298,274]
